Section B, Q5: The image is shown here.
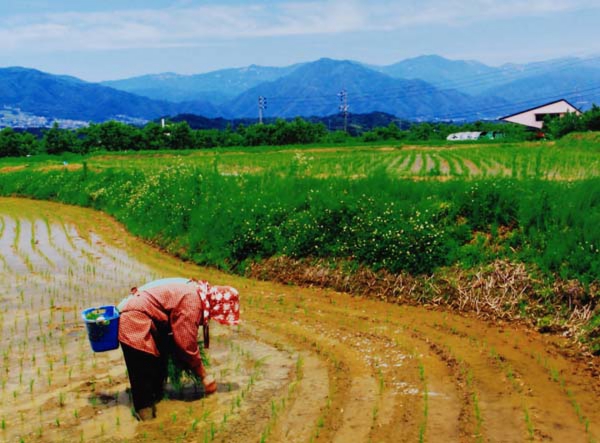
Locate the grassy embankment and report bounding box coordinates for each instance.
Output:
[0,134,598,352]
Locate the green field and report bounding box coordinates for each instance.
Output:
[3,135,598,180]
[1,134,599,349]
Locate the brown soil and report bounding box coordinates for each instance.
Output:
[411,154,424,174]
[0,165,27,173]
[0,197,598,443]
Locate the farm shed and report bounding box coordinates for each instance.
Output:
[499,99,581,130]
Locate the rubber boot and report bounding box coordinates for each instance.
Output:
[135,405,156,421]
[203,375,217,395]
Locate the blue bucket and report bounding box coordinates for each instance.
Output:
[82,305,120,352]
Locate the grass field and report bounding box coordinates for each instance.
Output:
[2,136,599,180]
[0,134,598,345]
[0,198,599,443]
[0,134,599,441]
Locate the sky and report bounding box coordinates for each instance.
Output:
[1,0,599,82]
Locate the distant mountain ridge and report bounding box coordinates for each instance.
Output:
[374,55,498,94]
[0,67,179,122]
[219,58,505,120]
[101,64,301,104]
[1,54,599,126]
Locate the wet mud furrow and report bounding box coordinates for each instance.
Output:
[244,291,464,443]
[250,297,473,441]
[422,318,600,442]
[262,291,599,442]
[244,313,366,443]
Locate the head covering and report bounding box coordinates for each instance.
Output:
[191,280,240,326]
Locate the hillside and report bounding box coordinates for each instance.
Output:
[101,64,301,104]
[0,67,181,122]
[482,67,600,113]
[376,54,499,94]
[221,58,502,120]
[2,55,599,126]
[378,55,600,103]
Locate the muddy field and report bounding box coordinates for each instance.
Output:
[0,197,598,443]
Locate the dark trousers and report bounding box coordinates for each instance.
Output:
[121,342,169,412]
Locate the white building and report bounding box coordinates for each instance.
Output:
[446,131,483,141]
[499,99,581,130]
[446,131,502,141]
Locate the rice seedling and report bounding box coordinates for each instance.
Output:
[524,406,535,441]
[472,392,483,442]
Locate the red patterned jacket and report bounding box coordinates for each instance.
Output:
[118,280,239,377]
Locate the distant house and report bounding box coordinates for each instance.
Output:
[499,99,581,130]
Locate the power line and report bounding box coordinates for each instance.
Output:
[254,81,600,122]
[252,55,600,108]
[232,56,600,122]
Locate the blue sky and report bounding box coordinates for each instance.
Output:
[1,0,599,81]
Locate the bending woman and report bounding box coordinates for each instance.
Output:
[118,278,240,420]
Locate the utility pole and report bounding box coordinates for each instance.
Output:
[258,96,267,124]
[338,89,348,133]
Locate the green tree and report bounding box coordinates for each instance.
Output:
[582,105,600,131]
[0,128,23,157]
[544,111,583,139]
[90,121,143,151]
[194,129,221,149]
[43,123,78,154]
[142,122,169,150]
[166,122,194,150]
[408,122,434,140]
[18,131,42,156]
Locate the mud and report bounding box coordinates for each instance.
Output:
[0,197,598,442]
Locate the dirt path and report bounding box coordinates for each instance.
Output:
[0,197,598,443]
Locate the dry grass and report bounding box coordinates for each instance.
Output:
[249,257,599,353]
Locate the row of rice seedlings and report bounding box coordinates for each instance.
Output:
[424,153,439,176]
[43,218,79,270]
[417,361,429,443]
[411,323,485,442]
[430,320,541,441]
[484,145,599,180]
[258,353,306,443]
[0,209,159,441]
[396,151,417,177]
[242,298,341,442]
[533,352,596,440]
[0,217,28,273]
[196,340,268,442]
[434,152,451,175]
[384,151,412,176]
[410,153,425,175]
[446,151,469,176]
[461,366,484,443]
[30,219,57,269]
[436,152,460,176]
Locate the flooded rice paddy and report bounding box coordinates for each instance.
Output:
[0,197,598,442]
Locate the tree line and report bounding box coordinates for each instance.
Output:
[1,106,599,158]
[543,104,600,138]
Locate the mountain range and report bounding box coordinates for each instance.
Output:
[1,55,599,126]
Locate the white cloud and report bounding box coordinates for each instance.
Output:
[0,0,597,53]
